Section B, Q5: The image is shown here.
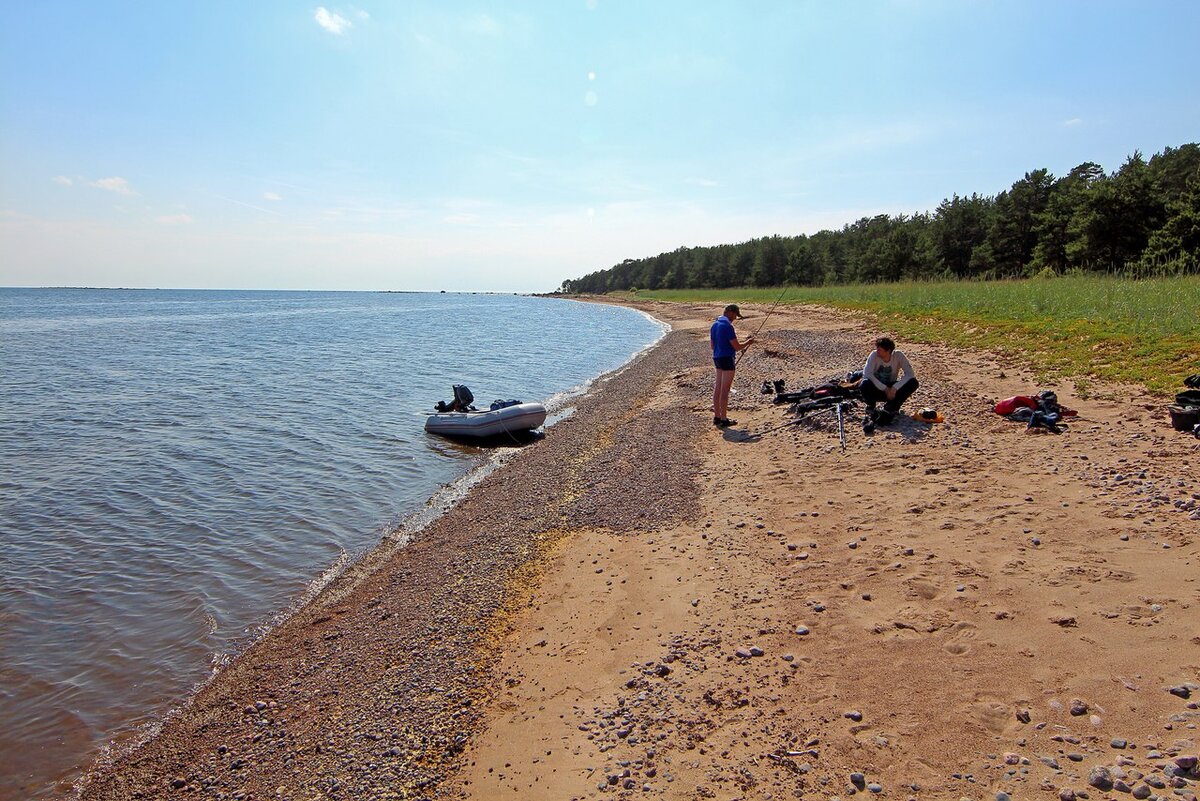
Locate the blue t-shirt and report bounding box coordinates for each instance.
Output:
[710,315,737,359]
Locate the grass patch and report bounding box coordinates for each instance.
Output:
[632,276,1200,395]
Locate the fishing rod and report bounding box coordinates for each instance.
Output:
[735,284,789,367]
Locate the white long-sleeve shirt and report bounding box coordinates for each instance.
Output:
[864,350,915,390]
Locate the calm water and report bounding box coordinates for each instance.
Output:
[0,288,664,799]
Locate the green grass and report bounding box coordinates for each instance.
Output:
[631,276,1200,396]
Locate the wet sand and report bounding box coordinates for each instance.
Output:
[79,301,1199,800]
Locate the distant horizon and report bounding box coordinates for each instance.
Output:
[0,285,542,294]
[3,2,1197,292]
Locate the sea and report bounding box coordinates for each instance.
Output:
[0,288,666,800]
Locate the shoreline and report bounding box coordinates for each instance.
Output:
[39,295,663,801]
[78,299,1199,800]
[76,315,705,800]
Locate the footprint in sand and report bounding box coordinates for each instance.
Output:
[907,579,940,600]
[943,621,978,655]
[970,700,1012,735]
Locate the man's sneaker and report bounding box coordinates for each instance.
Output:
[717,417,736,428]
[863,415,875,435]
[714,416,724,426]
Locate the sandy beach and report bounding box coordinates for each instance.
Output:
[79,300,1199,801]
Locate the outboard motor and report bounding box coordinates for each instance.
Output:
[453,384,474,409]
[435,384,476,412]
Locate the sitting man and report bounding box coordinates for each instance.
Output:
[859,337,919,433]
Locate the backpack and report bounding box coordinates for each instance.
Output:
[994,396,1037,415]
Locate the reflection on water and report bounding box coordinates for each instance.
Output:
[0,288,664,799]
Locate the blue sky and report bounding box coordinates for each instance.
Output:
[2,1,1197,292]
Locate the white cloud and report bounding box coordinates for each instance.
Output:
[315,7,352,35]
[1063,118,1083,127]
[155,214,194,224]
[91,176,137,196]
[52,175,73,186]
[264,191,283,201]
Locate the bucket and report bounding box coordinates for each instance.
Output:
[1168,404,1200,432]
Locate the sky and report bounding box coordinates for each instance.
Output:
[1,1,1198,292]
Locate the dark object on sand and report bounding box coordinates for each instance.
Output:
[1168,404,1200,432]
[760,375,861,450]
[998,389,1072,434]
[763,376,860,406]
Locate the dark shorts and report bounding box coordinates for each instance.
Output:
[714,356,735,371]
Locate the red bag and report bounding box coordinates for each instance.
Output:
[994,395,1037,415]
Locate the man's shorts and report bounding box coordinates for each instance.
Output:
[714,356,735,371]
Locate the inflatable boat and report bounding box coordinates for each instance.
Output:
[424,384,547,438]
[425,402,548,438]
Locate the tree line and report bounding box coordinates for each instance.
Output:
[559,143,1200,293]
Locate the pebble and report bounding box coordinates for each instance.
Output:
[749,646,765,657]
[1088,765,1114,790]
[997,792,1012,801]
[795,626,810,636]
[1070,699,1089,716]
[1111,738,1129,749]
[1058,790,1076,801]
[850,772,866,789]
[868,783,883,794]
[845,710,863,722]
[1169,686,1192,699]
[1016,709,1031,724]
[1132,785,1152,799]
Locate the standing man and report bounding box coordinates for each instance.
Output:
[860,336,919,433]
[711,304,754,428]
